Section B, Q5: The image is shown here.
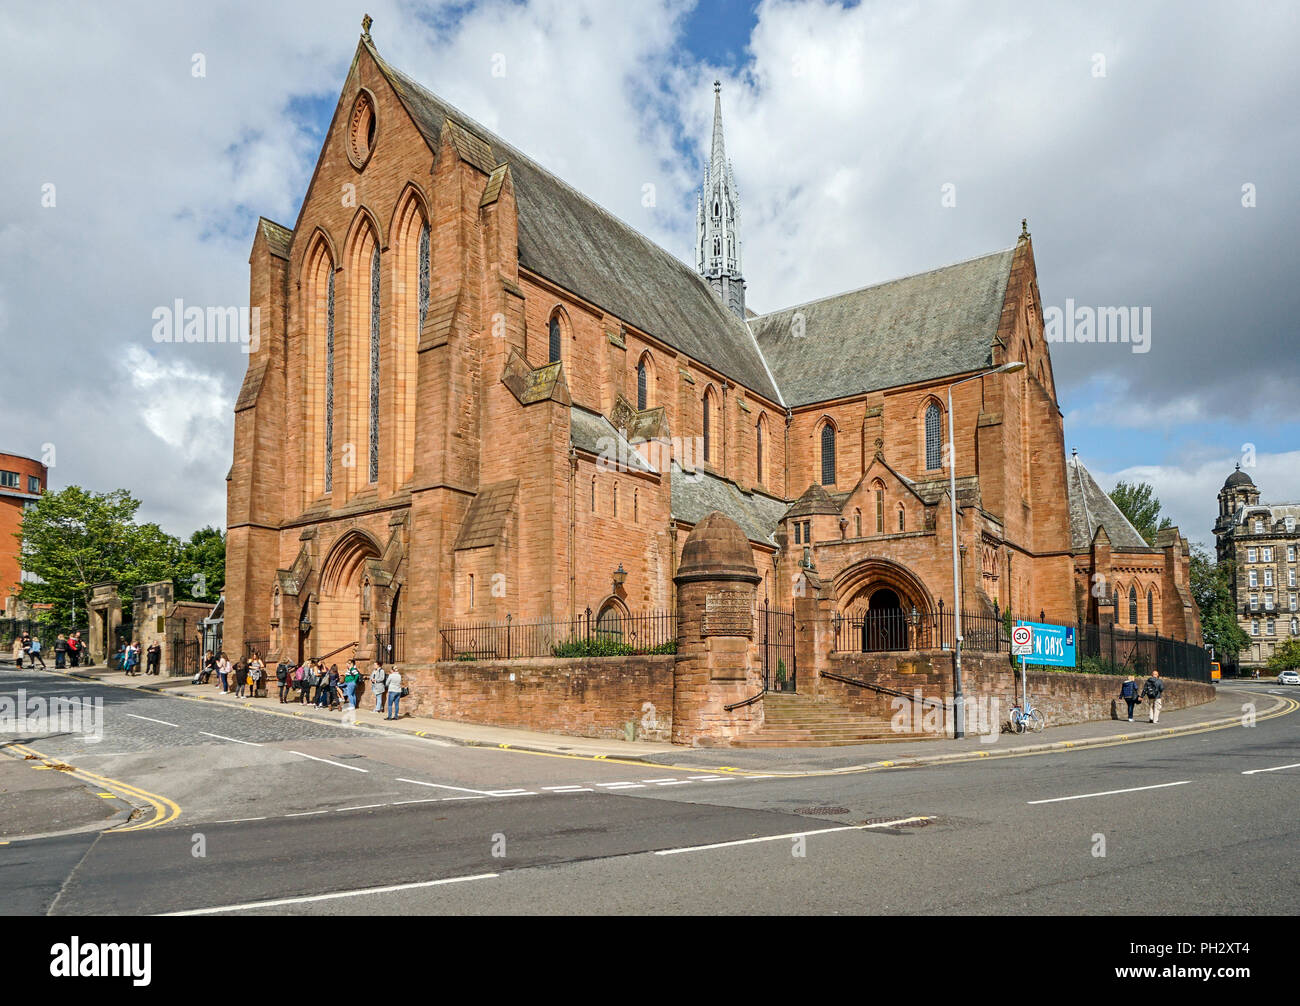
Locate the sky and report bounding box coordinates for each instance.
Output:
[1,0,1296,553]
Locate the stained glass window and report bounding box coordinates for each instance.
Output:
[820,424,835,485]
[324,269,335,493]
[369,243,380,484]
[703,393,712,462]
[925,403,942,469]
[418,223,430,331]
[549,315,561,363]
[756,419,763,483]
[637,361,647,411]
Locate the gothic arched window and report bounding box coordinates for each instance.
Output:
[325,268,335,493]
[703,390,714,463]
[1129,585,1138,625]
[368,243,381,483]
[637,360,648,411]
[1147,589,1155,624]
[549,313,562,364]
[820,423,836,485]
[925,403,943,470]
[755,415,765,484]
[898,504,905,532]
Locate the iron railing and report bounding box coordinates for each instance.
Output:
[373,631,404,664]
[757,602,796,692]
[440,610,676,660]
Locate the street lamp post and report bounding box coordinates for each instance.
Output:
[947,360,1025,738]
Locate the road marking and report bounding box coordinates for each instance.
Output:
[542,785,592,792]
[1027,780,1190,805]
[653,780,693,786]
[688,775,727,781]
[642,778,678,784]
[285,810,330,817]
[487,790,537,797]
[97,792,116,798]
[126,713,179,727]
[391,798,442,806]
[215,817,267,824]
[289,750,368,772]
[396,778,493,795]
[201,732,262,747]
[160,872,500,915]
[655,816,933,856]
[1242,762,1300,775]
[743,774,777,779]
[334,803,389,812]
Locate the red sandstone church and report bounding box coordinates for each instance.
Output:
[224,25,1200,669]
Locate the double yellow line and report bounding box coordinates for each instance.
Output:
[5,742,181,832]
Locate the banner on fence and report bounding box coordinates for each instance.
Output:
[1015,620,1076,667]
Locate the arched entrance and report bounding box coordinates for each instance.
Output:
[315,530,382,664]
[835,557,936,653]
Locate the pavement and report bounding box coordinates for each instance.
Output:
[8,657,1292,774]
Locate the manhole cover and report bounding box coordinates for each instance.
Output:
[860,816,931,829]
[794,806,850,815]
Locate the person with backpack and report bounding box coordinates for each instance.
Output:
[276,661,291,703]
[123,641,141,676]
[343,662,360,709]
[370,662,387,714]
[294,661,309,703]
[1144,669,1165,723]
[1119,675,1140,722]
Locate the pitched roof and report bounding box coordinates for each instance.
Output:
[454,480,518,551]
[1067,456,1152,552]
[258,217,293,259]
[748,248,1017,407]
[368,43,781,402]
[670,462,787,545]
[570,406,657,474]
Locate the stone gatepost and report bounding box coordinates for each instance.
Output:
[673,512,765,745]
[792,566,834,699]
[87,582,123,665]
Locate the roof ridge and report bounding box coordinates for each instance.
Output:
[747,245,1018,322]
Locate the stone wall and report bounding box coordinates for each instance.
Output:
[1026,670,1216,726]
[402,654,674,742]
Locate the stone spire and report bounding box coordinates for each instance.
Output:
[697,81,746,319]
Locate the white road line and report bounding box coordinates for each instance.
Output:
[655,816,933,856]
[396,778,494,795]
[641,778,679,784]
[391,798,442,806]
[441,795,486,801]
[597,782,645,789]
[542,786,592,792]
[127,713,180,727]
[743,774,776,779]
[214,817,267,824]
[288,750,366,771]
[688,775,726,780]
[160,872,500,916]
[1027,780,1191,805]
[487,790,537,797]
[654,780,693,786]
[334,803,389,812]
[285,810,330,817]
[1242,762,1300,775]
[201,732,263,747]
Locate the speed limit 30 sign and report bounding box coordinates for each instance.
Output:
[1011,624,1033,655]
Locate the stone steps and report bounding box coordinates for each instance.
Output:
[732,692,938,747]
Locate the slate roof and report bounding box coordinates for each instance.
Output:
[1067,456,1152,552]
[369,43,781,403]
[670,462,788,545]
[258,217,293,260]
[748,249,1017,407]
[1223,466,1255,488]
[570,407,657,474]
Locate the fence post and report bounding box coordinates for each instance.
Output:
[505,613,512,660]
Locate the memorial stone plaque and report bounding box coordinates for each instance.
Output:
[703,589,752,637]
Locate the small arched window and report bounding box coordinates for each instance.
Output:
[755,416,765,484]
[855,509,862,537]
[637,359,648,411]
[548,314,562,364]
[702,390,714,463]
[1147,589,1155,624]
[613,483,618,518]
[925,403,943,470]
[820,423,836,485]
[1129,586,1138,625]
[591,477,596,512]
[874,484,885,533]
[898,504,905,532]
[596,603,624,641]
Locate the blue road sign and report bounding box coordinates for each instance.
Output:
[1016,620,1076,667]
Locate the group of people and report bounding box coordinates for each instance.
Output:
[10,632,47,669]
[195,650,405,718]
[1119,669,1165,723]
[115,640,162,676]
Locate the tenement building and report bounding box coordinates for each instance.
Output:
[1,451,47,616]
[1214,466,1300,668]
[224,24,1201,668]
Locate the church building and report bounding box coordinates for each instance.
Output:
[224,23,1200,670]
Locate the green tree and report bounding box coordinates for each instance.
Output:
[1189,544,1250,665]
[15,486,181,627]
[1266,638,1300,672]
[173,526,226,604]
[1109,480,1174,545]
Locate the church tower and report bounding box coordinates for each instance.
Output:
[697,81,746,318]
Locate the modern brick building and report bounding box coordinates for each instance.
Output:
[224,24,1200,670]
[1,451,47,614]
[1214,466,1300,668]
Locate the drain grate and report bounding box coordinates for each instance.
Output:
[860,816,931,829]
[794,806,851,815]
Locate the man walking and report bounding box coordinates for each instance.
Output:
[28,635,47,670]
[1144,669,1165,724]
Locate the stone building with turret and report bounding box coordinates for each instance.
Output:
[1214,466,1300,668]
[223,22,1199,672]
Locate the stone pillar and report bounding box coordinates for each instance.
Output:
[87,582,123,666]
[793,567,834,699]
[673,512,764,745]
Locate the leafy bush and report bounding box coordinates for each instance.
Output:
[550,636,676,658]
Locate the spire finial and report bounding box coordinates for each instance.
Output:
[1236,461,1241,471]
[713,79,721,95]
[1020,217,1030,240]
[362,13,373,38]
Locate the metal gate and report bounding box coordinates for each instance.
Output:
[757,602,796,692]
[169,638,199,677]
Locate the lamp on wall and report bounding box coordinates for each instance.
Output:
[298,614,312,634]
[612,564,627,592]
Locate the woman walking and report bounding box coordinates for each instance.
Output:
[248,652,264,698]
[217,652,231,693]
[370,662,386,713]
[1119,674,1140,722]
[343,661,360,709]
